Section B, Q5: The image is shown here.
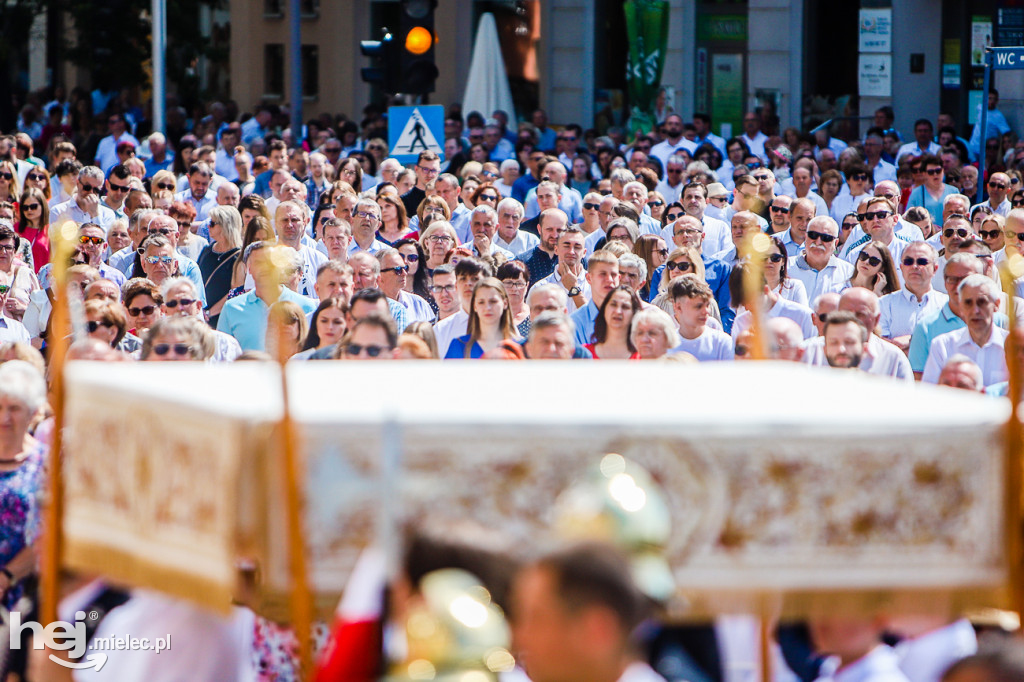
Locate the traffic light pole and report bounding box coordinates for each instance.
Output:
[288,0,303,145]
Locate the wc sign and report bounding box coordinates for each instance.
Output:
[990,46,1024,69]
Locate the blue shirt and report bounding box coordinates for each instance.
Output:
[906,184,958,227]
[444,335,486,359]
[512,174,539,203]
[216,287,318,351]
[649,255,734,333]
[908,301,1009,372]
[144,155,174,178]
[572,300,601,346]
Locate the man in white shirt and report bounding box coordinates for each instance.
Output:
[669,275,734,361]
[213,126,240,181]
[50,166,117,232]
[923,274,1008,387]
[655,155,688,205]
[777,197,815,258]
[930,214,977,294]
[347,198,388,257]
[787,216,853,302]
[175,162,217,222]
[276,200,326,298]
[722,175,769,231]
[692,112,727,157]
[879,241,948,351]
[896,119,942,164]
[822,311,870,370]
[533,225,590,314]
[622,181,661,235]
[650,114,697,169]
[972,171,1012,217]
[863,131,897,184]
[740,112,769,162]
[433,257,492,357]
[494,197,539,256]
[465,205,514,261]
[841,196,911,264]
[767,195,792,235]
[662,182,730,255]
[93,112,139,171]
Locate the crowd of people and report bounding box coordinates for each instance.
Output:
[0,89,1023,680]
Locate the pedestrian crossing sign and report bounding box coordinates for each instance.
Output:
[388,105,445,164]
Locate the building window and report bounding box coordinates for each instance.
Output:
[265,0,283,17]
[302,45,319,98]
[264,44,285,97]
[301,0,319,18]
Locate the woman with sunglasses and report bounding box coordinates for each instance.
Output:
[123,278,164,338]
[838,212,860,250]
[470,182,501,211]
[586,285,642,360]
[763,235,808,306]
[15,188,49,274]
[633,234,669,301]
[0,224,38,323]
[651,247,722,326]
[1011,188,1024,211]
[847,240,899,296]
[394,238,433,307]
[83,300,132,351]
[21,167,50,203]
[149,169,178,198]
[647,191,667,223]
[294,296,349,360]
[0,162,20,208]
[141,315,213,362]
[445,278,519,359]
[977,213,1006,254]
[198,205,244,327]
[376,194,410,245]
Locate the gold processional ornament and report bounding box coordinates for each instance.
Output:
[552,453,674,603]
[387,568,515,682]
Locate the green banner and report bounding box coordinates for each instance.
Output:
[625,0,670,135]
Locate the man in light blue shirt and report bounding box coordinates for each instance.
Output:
[217,243,318,351]
[571,251,620,345]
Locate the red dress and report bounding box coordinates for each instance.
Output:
[585,343,640,359]
[18,224,49,274]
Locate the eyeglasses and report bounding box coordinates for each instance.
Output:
[128,304,157,316]
[850,173,869,182]
[806,230,837,243]
[346,343,390,357]
[86,320,115,333]
[79,235,104,245]
[324,147,342,154]
[989,182,1008,190]
[27,173,46,181]
[383,265,409,275]
[501,280,528,290]
[666,261,692,272]
[22,203,40,211]
[156,182,175,191]
[427,235,453,243]
[149,228,175,236]
[667,168,684,175]
[109,182,130,192]
[770,206,789,214]
[353,210,378,220]
[857,210,891,221]
[943,227,971,239]
[145,255,175,265]
[430,284,456,294]
[858,252,882,267]
[925,167,943,176]
[816,313,829,323]
[400,253,420,263]
[583,203,601,211]
[153,343,192,356]
[0,245,14,254]
[768,253,786,263]
[902,257,931,266]
[417,165,440,176]
[164,298,197,309]
[978,229,1003,240]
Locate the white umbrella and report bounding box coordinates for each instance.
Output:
[460,13,516,124]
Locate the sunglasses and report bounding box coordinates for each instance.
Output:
[989,182,1008,190]
[943,228,971,239]
[735,344,749,357]
[649,200,664,207]
[1007,231,1024,241]
[86,320,115,333]
[817,313,829,323]
[22,203,40,211]
[27,173,46,182]
[156,182,175,191]
[925,167,943,176]
[666,261,693,272]
[850,173,870,181]
[978,229,1003,240]
[1013,199,1024,207]
[806,230,836,243]
[80,235,105,245]
[0,172,12,180]
[770,206,789,214]
[109,182,130,192]
[149,228,175,236]
[153,343,192,356]
[583,203,601,211]
[128,304,157,316]
[164,298,197,309]
[383,265,409,275]
[768,253,786,263]
[902,257,931,266]
[80,184,102,194]
[666,213,684,222]
[346,343,389,357]
[400,253,420,263]
[858,252,882,267]
[745,162,763,170]
[857,210,891,221]
[145,255,175,265]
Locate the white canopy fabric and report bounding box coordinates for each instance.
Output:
[62,361,1013,619]
[460,13,516,124]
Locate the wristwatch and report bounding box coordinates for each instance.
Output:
[568,286,582,297]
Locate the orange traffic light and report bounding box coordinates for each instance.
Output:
[405,26,433,55]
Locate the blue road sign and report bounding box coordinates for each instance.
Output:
[388,105,445,164]
[990,47,1024,70]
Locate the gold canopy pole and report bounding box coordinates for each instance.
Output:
[40,220,80,625]
[742,232,773,361]
[265,246,314,677]
[998,255,1024,618]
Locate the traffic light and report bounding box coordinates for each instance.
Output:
[360,29,397,91]
[396,0,439,95]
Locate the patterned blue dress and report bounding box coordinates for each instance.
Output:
[0,440,45,608]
